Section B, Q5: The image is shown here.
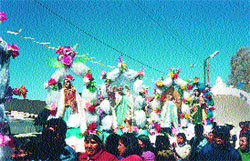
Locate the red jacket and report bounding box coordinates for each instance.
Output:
[120,154,144,161]
[78,149,118,161]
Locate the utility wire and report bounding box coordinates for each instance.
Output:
[34,0,166,75]
[130,1,196,59]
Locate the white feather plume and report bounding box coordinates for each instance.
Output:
[106,68,120,81]
[134,110,147,129]
[71,62,90,78]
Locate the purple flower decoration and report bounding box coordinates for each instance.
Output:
[61,55,73,66]
[0,11,8,22]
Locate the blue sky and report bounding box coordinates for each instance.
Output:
[1,0,249,101]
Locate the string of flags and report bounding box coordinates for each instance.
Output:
[6,29,114,69]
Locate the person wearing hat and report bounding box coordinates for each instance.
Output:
[198,125,242,161]
[77,134,118,161]
[237,133,250,161]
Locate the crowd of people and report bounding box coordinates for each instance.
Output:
[4,119,249,161]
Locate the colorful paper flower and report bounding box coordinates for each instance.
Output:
[0,11,7,22]
[85,72,93,80]
[0,134,12,146]
[88,123,97,133]
[12,88,21,96]
[48,78,56,85]
[160,95,165,102]
[154,122,161,133]
[186,96,192,103]
[20,85,28,99]
[61,55,73,66]
[8,44,19,59]
[181,85,186,90]
[88,105,96,113]
[65,75,74,81]
[169,72,174,78]
[118,125,125,129]
[56,46,64,54]
[185,113,190,119]
[156,81,163,87]
[173,73,179,79]
[187,84,192,90]
[180,113,184,119]
[193,77,199,84]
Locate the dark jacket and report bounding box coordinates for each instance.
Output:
[198,143,242,161]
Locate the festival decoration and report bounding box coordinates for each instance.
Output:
[0,11,7,23]
[12,85,28,99]
[7,44,19,59]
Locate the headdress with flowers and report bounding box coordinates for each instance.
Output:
[82,123,103,140]
[63,75,75,90]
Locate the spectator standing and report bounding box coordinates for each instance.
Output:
[117,133,143,161]
[198,125,242,161]
[237,133,250,161]
[189,124,208,160]
[138,135,156,161]
[105,133,121,159]
[78,134,118,161]
[173,133,191,161]
[155,134,175,161]
[27,118,78,160]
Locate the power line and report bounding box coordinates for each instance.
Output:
[33,0,166,75]
[130,0,195,56]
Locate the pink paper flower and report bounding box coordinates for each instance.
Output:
[48,78,56,85]
[62,46,71,55]
[11,51,19,59]
[88,105,96,113]
[12,88,21,96]
[56,47,64,54]
[187,84,192,90]
[50,103,57,111]
[61,55,73,66]
[65,75,74,81]
[180,113,184,119]
[0,134,12,146]
[160,95,165,102]
[8,44,20,59]
[88,123,97,133]
[85,73,93,80]
[173,73,179,79]
[0,11,8,21]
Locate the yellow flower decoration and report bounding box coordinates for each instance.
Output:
[157,81,163,87]
[181,85,186,90]
[155,94,160,99]
[187,96,192,102]
[185,113,191,119]
[119,125,124,129]
[193,77,199,83]
[169,72,174,78]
